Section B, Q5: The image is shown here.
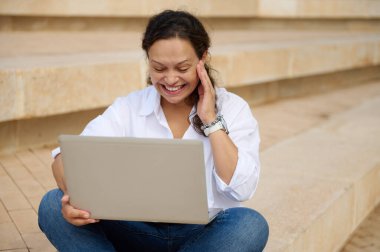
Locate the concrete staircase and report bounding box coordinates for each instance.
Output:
[246,81,380,251]
[1,1,380,154]
[0,1,380,251]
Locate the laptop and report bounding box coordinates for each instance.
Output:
[59,135,222,224]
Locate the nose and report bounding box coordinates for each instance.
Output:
[164,72,179,85]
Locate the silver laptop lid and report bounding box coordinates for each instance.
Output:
[59,135,212,224]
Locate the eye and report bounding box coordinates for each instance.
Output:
[153,68,165,72]
[178,68,190,73]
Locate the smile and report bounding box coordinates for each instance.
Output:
[161,84,186,94]
[166,85,182,92]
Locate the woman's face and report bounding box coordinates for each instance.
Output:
[148,38,200,106]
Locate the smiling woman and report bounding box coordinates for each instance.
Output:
[142,10,218,137]
[148,38,200,107]
[38,10,269,252]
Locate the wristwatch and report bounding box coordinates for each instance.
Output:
[201,115,229,137]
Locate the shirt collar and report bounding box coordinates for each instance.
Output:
[138,85,198,120]
[138,86,161,116]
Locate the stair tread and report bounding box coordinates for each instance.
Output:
[1,30,379,69]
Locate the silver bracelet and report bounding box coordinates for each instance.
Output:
[201,115,223,131]
[201,115,229,136]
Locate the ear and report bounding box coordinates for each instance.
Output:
[201,51,208,62]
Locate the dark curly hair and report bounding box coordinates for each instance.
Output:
[142,9,217,136]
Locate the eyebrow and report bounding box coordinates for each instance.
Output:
[151,59,191,66]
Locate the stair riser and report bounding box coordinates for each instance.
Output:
[2,16,380,32]
[1,66,378,155]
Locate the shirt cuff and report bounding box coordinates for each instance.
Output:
[212,151,259,202]
[213,168,232,192]
[51,147,61,159]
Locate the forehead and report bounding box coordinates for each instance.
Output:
[148,38,198,64]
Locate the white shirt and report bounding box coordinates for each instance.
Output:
[53,86,260,209]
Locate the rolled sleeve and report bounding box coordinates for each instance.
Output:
[213,98,261,202]
[213,149,259,202]
[51,147,61,158]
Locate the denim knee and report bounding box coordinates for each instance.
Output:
[38,189,64,232]
[227,207,269,249]
[237,208,268,234]
[237,207,268,232]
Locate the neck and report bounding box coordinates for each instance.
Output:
[161,97,193,115]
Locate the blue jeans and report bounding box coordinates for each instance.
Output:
[39,189,269,252]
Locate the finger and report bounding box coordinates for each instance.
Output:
[70,218,99,226]
[61,194,69,205]
[72,210,90,219]
[196,61,208,85]
[61,195,91,219]
[200,62,215,95]
[60,194,99,226]
[197,61,213,93]
[197,61,208,83]
[61,194,71,215]
[65,206,91,219]
[62,205,97,226]
[198,83,205,96]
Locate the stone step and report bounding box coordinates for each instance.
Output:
[245,83,380,251]
[1,30,379,123]
[2,1,380,32]
[340,203,380,251]
[2,15,380,33]
[1,0,379,18]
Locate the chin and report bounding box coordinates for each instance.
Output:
[162,96,187,105]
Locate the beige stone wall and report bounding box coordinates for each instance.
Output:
[0,0,257,17]
[2,17,380,33]
[0,108,104,155]
[1,32,379,122]
[1,1,380,32]
[1,0,379,18]
[0,57,146,122]
[1,0,380,153]
[258,0,380,18]
[2,66,379,155]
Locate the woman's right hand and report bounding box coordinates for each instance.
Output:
[61,194,99,226]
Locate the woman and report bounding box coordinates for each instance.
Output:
[39,10,269,251]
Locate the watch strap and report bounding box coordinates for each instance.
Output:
[204,121,224,136]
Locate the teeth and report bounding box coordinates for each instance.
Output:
[165,85,182,92]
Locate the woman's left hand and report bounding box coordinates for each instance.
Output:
[196,60,217,124]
